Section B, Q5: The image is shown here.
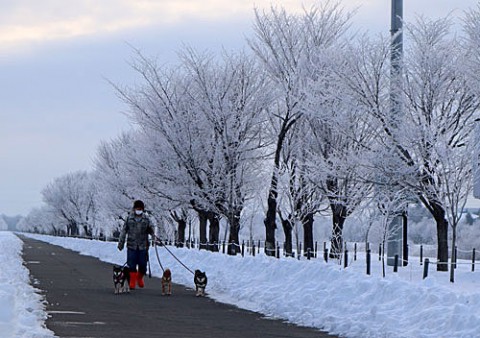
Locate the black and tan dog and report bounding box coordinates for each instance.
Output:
[113,265,130,294]
[194,270,207,297]
[161,268,172,296]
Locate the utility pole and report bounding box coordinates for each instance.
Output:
[387,0,406,267]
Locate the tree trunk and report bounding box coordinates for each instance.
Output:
[430,201,449,272]
[69,221,79,236]
[208,212,220,252]
[281,217,293,257]
[264,122,290,256]
[227,209,242,255]
[83,225,92,238]
[176,218,186,248]
[329,204,347,259]
[450,225,456,283]
[303,213,315,257]
[198,210,208,250]
[264,181,278,256]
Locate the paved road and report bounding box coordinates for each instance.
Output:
[20,236,338,338]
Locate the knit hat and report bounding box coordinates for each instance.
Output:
[133,200,145,210]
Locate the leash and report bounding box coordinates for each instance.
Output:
[153,240,165,273]
[146,241,152,278]
[153,235,195,275]
[147,254,152,278]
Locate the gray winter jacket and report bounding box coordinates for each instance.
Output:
[118,213,154,251]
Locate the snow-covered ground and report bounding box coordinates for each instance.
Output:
[5,231,480,338]
[0,232,54,338]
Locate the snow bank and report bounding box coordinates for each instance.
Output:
[0,232,54,338]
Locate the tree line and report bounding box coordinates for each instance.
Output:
[18,2,480,273]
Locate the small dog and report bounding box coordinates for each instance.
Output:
[194,269,207,297]
[161,268,172,296]
[113,265,130,294]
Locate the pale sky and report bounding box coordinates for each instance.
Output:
[1,0,478,216]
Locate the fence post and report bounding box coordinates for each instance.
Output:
[298,243,302,260]
[420,245,423,265]
[423,258,429,279]
[276,242,280,259]
[324,248,328,263]
[258,240,261,254]
[344,249,348,268]
[394,255,399,273]
[473,248,476,272]
[354,242,357,261]
[252,242,256,257]
[379,243,382,261]
[241,240,245,257]
[366,249,371,275]
[307,248,311,260]
[314,241,318,258]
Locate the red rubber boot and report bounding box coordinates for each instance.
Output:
[137,272,145,288]
[129,271,137,289]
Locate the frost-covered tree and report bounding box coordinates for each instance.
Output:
[113,58,216,249]
[248,2,353,255]
[17,207,62,235]
[0,216,8,231]
[95,132,142,217]
[180,48,271,254]
[303,32,387,258]
[340,16,480,271]
[397,17,480,271]
[95,129,180,239]
[115,48,270,254]
[277,119,326,257]
[438,139,474,282]
[41,171,98,237]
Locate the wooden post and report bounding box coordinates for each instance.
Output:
[394,254,399,273]
[473,248,476,272]
[354,242,357,261]
[344,249,348,268]
[423,258,429,279]
[420,245,423,265]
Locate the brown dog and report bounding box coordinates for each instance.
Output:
[162,269,172,296]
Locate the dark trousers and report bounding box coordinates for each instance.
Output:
[127,248,148,275]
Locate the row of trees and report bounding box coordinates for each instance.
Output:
[18,2,480,272]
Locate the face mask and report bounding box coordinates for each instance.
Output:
[135,210,143,216]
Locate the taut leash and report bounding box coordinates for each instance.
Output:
[153,235,195,275]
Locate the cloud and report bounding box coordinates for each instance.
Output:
[1,0,478,51]
[0,0,313,50]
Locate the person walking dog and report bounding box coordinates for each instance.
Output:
[118,200,154,289]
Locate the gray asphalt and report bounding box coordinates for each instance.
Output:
[19,235,338,338]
